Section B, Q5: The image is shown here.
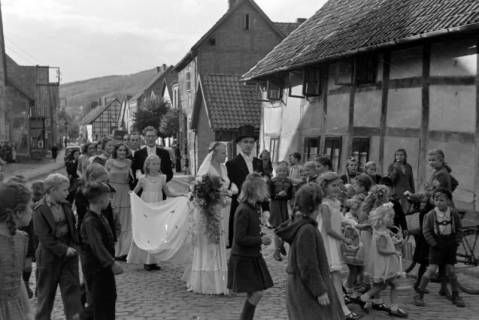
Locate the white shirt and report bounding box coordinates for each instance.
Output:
[240,151,254,173]
[146,146,156,157]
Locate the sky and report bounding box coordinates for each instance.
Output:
[1,0,327,83]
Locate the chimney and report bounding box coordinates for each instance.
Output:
[297,18,307,24]
[156,66,161,73]
[162,63,167,72]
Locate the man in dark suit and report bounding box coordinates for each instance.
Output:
[130,126,173,271]
[226,125,270,248]
[132,126,173,182]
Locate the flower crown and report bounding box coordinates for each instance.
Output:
[369,202,394,220]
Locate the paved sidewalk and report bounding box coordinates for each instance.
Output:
[2,150,65,181]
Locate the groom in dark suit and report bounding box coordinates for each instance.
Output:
[226,125,270,248]
[132,126,173,183]
[131,126,173,271]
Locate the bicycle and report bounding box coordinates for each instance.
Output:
[404,196,479,295]
[455,223,479,294]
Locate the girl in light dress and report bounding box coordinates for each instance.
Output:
[317,172,359,320]
[359,203,408,318]
[0,181,34,320]
[127,154,184,270]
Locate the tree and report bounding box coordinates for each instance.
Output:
[133,98,170,134]
[159,108,179,140]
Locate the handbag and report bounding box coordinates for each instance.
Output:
[405,203,421,235]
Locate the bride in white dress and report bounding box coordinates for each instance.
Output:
[184,142,237,295]
[129,142,236,294]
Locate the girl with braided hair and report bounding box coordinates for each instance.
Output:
[0,181,34,320]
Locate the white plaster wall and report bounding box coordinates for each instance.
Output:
[369,136,381,169]
[354,90,381,127]
[326,93,349,132]
[386,88,421,128]
[390,46,423,79]
[263,106,282,135]
[429,85,476,132]
[279,95,306,161]
[430,39,477,77]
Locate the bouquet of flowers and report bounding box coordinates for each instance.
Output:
[190,174,223,244]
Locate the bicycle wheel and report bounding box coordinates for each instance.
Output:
[456,226,479,294]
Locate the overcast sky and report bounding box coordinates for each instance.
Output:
[1,0,327,83]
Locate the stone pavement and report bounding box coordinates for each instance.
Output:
[25,174,479,319]
[29,229,479,320]
[2,149,65,181]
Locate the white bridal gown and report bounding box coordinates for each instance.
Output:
[129,164,231,295]
[184,164,231,295]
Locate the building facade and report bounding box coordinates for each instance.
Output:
[175,0,302,173]
[243,0,479,211]
[80,98,122,142]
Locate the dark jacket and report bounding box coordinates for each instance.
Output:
[132,146,173,182]
[269,177,293,201]
[74,189,117,242]
[388,162,415,193]
[33,198,79,258]
[423,208,462,248]
[80,210,115,272]
[231,202,262,257]
[276,216,343,320]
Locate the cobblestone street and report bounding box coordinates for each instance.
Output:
[30,229,479,320]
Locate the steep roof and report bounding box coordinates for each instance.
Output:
[5,55,35,101]
[243,0,479,80]
[192,74,260,131]
[175,0,286,71]
[274,22,302,36]
[80,99,121,125]
[129,66,177,103]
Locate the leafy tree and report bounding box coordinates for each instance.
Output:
[133,98,170,134]
[159,108,179,139]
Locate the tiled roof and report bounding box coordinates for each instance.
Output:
[243,0,479,80]
[175,0,286,71]
[274,22,302,36]
[80,99,120,125]
[195,74,260,131]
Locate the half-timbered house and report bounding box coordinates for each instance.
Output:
[80,98,122,142]
[243,0,479,211]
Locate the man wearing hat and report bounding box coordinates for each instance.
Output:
[226,125,270,248]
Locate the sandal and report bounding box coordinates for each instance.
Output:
[345,312,361,320]
[389,308,408,318]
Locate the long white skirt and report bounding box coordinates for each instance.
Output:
[127,193,193,265]
[183,201,230,295]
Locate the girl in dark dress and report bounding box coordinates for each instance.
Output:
[228,173,273,320]
[269,162,293,261]
[276,183,343,320]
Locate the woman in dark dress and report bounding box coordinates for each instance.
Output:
[228,173,273,320]
[388,148,415,212]
[276,183,343,320]
[66,149,80,203]
[259,150,273,181]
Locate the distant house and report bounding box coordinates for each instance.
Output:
[243,0,479,210]
[175,0,302,173]
[0,6,59,159]
[119,65,179,134]
[191,74,261,167]
[80,98,122,142]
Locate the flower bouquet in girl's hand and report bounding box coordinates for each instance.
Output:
[190,174,223,244]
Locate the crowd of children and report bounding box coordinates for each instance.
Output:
[0,146,468,320]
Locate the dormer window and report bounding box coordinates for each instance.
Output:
[267,79,283,101]
[243,14,250,30]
